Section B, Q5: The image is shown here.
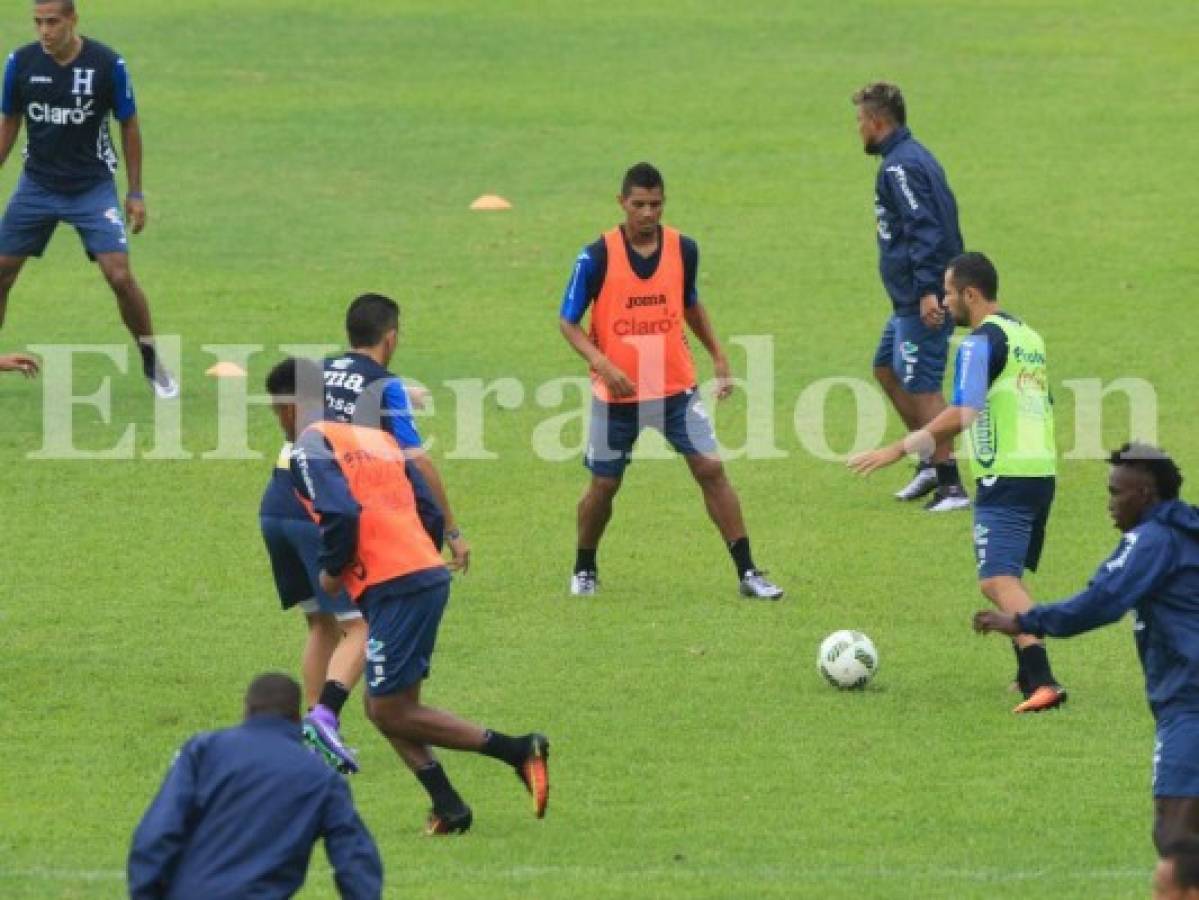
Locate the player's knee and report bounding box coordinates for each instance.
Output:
[690,456,727,487]
[367,696,413,735]
[588,476,622,501]
[102,262,135,294]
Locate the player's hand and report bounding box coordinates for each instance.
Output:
[919,293,944,328]
[406,385,430,410]
[126,194,147,234]
[973,610,1021,636]
[596,359,635,400]
[847,443,905,475]
[0,352,39,378]
[447,534,471,573]
[319,570,344,597]
[713,355,733,401]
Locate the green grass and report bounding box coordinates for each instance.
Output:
[1,0,1196,897]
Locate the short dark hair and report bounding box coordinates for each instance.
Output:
[264,355,323,400]
[1164,837,1199,888]
[1110,442,1183,501]
[244,672,301,721]
[35,0,76,14]
[621,162,664,197]
[947,252,999,300]
[852,82,906,126]
[345,293,399,348]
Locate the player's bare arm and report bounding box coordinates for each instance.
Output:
[973,610,1021,635]
[0,115,22,168]
[683,302,732,400]
[558,317,634,399]
[119,114,145,233]
[0,352,39,377]
[405,449,470,574]
[847,404,977,475]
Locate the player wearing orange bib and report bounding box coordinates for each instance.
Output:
[267,357,549,836]
[559,162,782,599]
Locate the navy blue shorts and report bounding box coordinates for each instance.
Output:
[1154,714,1199,798]
[585,388,718,478]
[260,515,360,619]
[972,477,1056,579]
[872,313,954,393]
[360,574,451,696]
[0,174,128,258]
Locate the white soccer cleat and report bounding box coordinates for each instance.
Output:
[739,570,784,600]
[148,365,180,400]
[895,464,938,501]
[570,571,598,596]
[924,486,971,512]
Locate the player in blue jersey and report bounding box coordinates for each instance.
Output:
[975,444,1199,854]
[322,293,469,573]
[260,443,368,775]
[0,2,175,398]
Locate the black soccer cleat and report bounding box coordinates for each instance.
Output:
[424,803,473,836]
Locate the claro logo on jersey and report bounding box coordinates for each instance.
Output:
[614,294,674,335]
[26,67,97,126]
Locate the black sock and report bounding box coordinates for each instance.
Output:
[137,340,157,378]
[480,730,528,768]
[728,536,755,578]
[318,680,350,716]
[574,548,597,574]
[935,460,962,488]
[415,760,464,811]
[1018,643,1056,690]
[1012,641,1030,695]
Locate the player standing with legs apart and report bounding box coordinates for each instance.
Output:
[259,442,368,775]
[850,252,1066,712]
[267,358,549,835]
[0,1,176,397]
[559,162,782,599]
[853,82,966,510]
[976,445,1199,853]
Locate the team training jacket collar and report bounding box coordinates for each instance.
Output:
[873,125,912,157]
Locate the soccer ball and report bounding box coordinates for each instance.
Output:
[817,630,879,690]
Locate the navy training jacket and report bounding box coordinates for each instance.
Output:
[871,126,964,316]
[1020,500,1199,719]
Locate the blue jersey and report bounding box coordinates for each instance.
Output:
[1019,499,1199,718]
[1,38,136,193]
[560,227,699,324]
[323,352,421,449]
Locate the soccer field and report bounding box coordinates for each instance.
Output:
[1,1,1196,897]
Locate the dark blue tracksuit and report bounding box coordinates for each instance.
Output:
[872,126,964,316]
[128,716,382,899]
[1018,500,1199,796]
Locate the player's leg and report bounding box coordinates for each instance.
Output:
[66,178,177,397]
[0,175,62,327]
[873,315,937,501]
[0,256,29,329]
[894,314,966,510]
[660,389,782,599]
[300,608,341,707]
[1153,715,1199,854]
[974,483,1064,712]
[362,580,550,828]
[573,396,636,594]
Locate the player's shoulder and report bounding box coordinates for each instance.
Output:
[580,235,606,261]
[79,37,122,65]
[8,42,42,67]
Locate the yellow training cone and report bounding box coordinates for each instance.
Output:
[206,361,247,378]
[470,194,512,211]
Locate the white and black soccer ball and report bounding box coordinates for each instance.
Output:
[817,630,879,690]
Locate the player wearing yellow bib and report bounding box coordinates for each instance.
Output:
[849,252,1066,713]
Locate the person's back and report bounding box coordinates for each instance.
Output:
[129,675,381,899]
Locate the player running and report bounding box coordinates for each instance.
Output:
[559,162,782,600]
[0,1,176,397]
[975,444,1199,854]
[267,357,549,835]
[849,252,1066,712]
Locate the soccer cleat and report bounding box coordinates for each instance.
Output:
[1013,684,1068,714]
[302,707,360,775]
[895,463,938,501]
[424,803,473,836]
[570,571,598,596]
[147,364,180,400]
[739,569,784,600]
[515,733,550,819]
[924,485,971,512]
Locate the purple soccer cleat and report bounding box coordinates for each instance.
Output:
[302,705,360,775]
